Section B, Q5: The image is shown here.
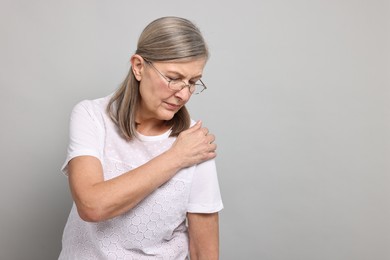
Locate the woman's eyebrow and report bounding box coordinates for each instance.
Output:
[165,70,203,79]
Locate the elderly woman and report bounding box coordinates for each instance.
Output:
[59,16,223,260]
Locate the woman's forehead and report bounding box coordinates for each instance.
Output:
[155,58,206,73]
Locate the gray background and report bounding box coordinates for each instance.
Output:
[1,0,389,259]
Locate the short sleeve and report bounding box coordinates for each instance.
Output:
[187,159,224,213]
[61,100,104,175]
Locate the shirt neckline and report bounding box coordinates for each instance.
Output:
[136,128,172,142]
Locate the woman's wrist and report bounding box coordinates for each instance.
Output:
[162,147,185,171]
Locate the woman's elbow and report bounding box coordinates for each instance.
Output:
[75,203,104,222]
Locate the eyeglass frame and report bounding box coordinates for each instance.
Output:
[143,58,207,95]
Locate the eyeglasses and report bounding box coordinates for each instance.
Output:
[144,59,207,95]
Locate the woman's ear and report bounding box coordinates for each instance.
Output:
[131,54,144,81]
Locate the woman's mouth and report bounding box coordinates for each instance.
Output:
[164,102,181,111]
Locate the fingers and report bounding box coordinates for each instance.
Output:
[208,137,217,150]
[204,142,217,160]
[205,132,215,143]
[205,134,217,155]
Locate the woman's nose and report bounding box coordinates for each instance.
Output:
[174,86,192,101]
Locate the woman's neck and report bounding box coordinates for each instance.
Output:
[135,119,172,136]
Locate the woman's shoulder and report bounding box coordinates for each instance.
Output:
[72,94,112,114]
[68,94,114,129]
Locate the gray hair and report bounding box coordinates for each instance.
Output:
[136,16,209,61]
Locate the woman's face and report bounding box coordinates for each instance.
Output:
[135,57,207,124]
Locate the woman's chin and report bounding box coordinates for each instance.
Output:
[158,111,176,121]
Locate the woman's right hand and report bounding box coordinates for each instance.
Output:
[170,121,217,168]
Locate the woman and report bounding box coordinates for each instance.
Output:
[59,16,223,259]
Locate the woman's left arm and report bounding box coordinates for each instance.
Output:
[187,212,220,260]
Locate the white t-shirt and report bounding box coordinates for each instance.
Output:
[59,95,223,260]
